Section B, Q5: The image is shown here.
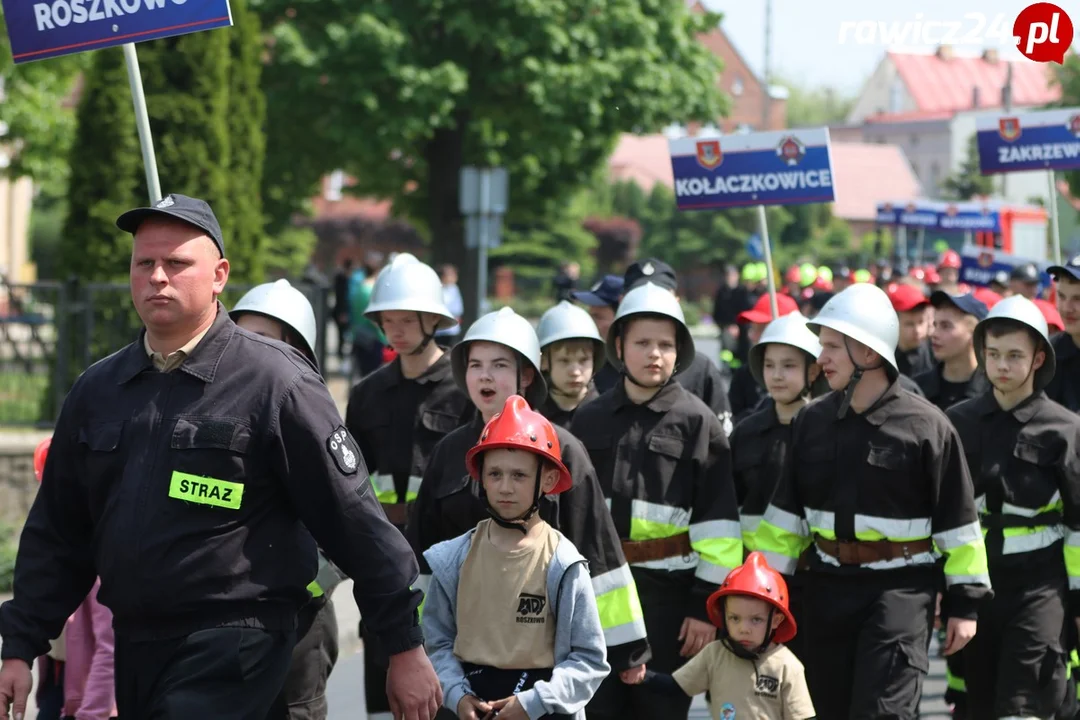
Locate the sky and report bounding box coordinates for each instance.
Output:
[702,0,1078,95]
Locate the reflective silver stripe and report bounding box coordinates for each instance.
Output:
[631,499,691,529]
[946,572,992,587]
[1002,527,1063,555]
[1071,576,1080,591]
[974,494,986,514]
[1002,493,1060,517]
[814,546,938,571]
[855,514,931,540]
[761,550,797,575]
[804,507,834,532]
[408,475,423,495]
[763,506,809,536]
[694,558,732,584]
[591,565,634,598]
[740,514,763,536]
[1068,531,1080,547]
[314,552,346,598]
[604,617,649,646]
[933,521,983,551]
[630,555,698,572]
[689,519,741,544]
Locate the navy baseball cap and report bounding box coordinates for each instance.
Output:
[624,258,677,292]
[1049,253,1080,282]
[572,275,624,308]
[117,193,225,258]
[930,291,989,320]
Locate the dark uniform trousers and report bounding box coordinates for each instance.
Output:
[803,570,935,720]
[115,626,296,719]
[586,568,696,720]
[265,597,339,720]
[965,575,1068,719]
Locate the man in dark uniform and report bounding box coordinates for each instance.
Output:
[1047,254,1080,413]
[571,275,624,395]
[344,253,471,720]
[0,195,442,720]
[622,259,734,436]
[915,291,990,411]
[756,282,990,719]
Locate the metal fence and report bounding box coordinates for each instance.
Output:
[0,278,332,428]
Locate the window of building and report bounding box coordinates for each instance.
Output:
[732,76,744,96]
[325,169,345,202]
[889,78,904,113]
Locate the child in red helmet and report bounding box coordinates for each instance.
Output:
[635,552,816,719]
[422,395,609,720]
[33,437,118,720]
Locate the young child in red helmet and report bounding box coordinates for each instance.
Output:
[422,395,610,720]
[635,551,816,719]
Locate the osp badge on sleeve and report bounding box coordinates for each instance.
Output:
[327,426,362,475]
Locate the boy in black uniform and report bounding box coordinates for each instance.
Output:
[886,282,935,379]
[536,300,604,428]
[1048,254,1080,413]
[915,291,990,411]
[727,293,800,423]
[570,282,741,720]
[343,253,470,720]
[756,282,991,719]
[947,295,1080,719]
[407,307,651,717]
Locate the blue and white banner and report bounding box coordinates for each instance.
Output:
[874,200,1002,233]
[958,243,1051,289]
[668,128,835,211]
[2,0,232,64]
[976,107,1080,175]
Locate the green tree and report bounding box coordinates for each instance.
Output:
[224,0,268,282]
[256,0,728,323]
[775,75,855,128]
[0,13,87,193]
[940,133,995,200]
[60,47,143,282]
[264,225,318,278]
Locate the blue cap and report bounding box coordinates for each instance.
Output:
[930,291,989,320]
[1049,254,1080,282]
[572,274,624,308]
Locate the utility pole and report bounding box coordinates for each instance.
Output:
[762,0,772,130]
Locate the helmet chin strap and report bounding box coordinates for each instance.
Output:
[408,312,438,356]
[482,464,544,535]
[837,337,884,419]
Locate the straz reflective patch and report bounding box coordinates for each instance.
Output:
[168,471,244,510]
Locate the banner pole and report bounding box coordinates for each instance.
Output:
[1048,169,1062,265]
[756,204,779,319]
[122,42,162,204]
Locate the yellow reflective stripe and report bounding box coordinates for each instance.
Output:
[307,579,324,598]
[371,473,423,505]
[1003,493,1062,517]
[626,500,690,541]
[690,520,742,582]
[934,521,982,552]
[741,514,763,552]
[755,518,810,564]
[946,665,966,693]
[168,471,243,510]
[805,508,834,538]
[1067,533,1080,590]
[595,584,646,641]
[1002,526,1063,554]
[629,518,688,541]
[943,540,990,587]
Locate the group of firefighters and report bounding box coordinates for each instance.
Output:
[2,190,1080,720]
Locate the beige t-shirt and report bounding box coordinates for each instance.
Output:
[453,519,559,670]
[673,641,815,720]
[144,326,210,372]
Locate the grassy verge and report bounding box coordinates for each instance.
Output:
[0,372,49,426]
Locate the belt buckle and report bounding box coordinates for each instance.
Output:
[900,543,912,562]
